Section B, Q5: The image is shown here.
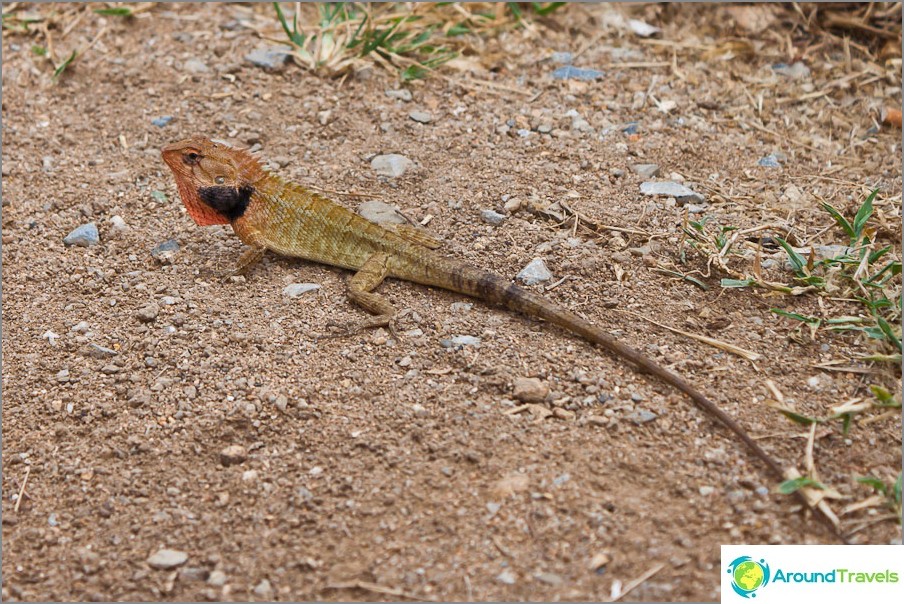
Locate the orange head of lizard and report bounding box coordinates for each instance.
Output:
[161,136,265,226]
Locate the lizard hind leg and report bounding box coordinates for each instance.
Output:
[328,252,399,337]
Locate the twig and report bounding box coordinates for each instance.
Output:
[326,580,437,602]
[14,465,31,513]
[607,563,665,602]
[624,312,762,361]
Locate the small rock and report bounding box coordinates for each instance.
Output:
[71,321,90,333]
[63,223,99,247]
[758,154,782,168]
[42,156,54,172]
[370,154,414,178]
[552,65,605,81]
[135,303,160,324]
[253,579,273,598]
[357,200,407,224]
[550,51,573,64]
[440,335,481,348]
[772,61,810,80]
[628,19,660,37]
[245,45,293,71]
[492,473,530,498]
[409,110,433,124]
[517,258,553,286]
[451,302,472,313]
[151,116,173,127]
[536,572,563,586]
[283,283,321,298]
[497,569,517,585]
[317,109,332,125]
[85,343,118,358]
[621,122,639,135]
[55,369,70,382]
[110,215,129,234]
[183,58,209,74]
[207,570,227,587]
[589,552,612,572]
[242,469,259,482]
[42,331,60,346]
[151,239,180,262]
[513,377,549,403]
[639,181,705,203]
[630,163,660,178]
[537,123,553,134]
[481,209,506,225]
[385,88,412,102]
[628,409,657,424]
[699,485,716,496]
[219,445,247,466]
[147,549,188,570]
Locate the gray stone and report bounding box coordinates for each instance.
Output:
[370,154,414,178]
[385,88,412,102]
[85,344,118,359]
[357,200,407,224]
[283,283,321,298]
[497,569,517,585]
[63,223,99,247]
[219,445,247,466]
[253,579,273,598]
[408,110,433,124]
[207,570,227,587]
[151,116,173,127]
[440,335,481,348]
[552,65,605,81]
[536,572,564,586]
[135,303,160,323]
[245,45,293,71]
[110,215,129,234]
[631,163,661,178]
[628,409,658,424]
[147,549,188,570]
[517,258,553,285]
[628,19,660,37]
[758,154,782,168]
[550,51,573,65]
[639,181,705,203]
[772,61,810,80]
[183,58,209,74]
[513,377,549,403]
[151,239,180,262]
[481,209,506,225]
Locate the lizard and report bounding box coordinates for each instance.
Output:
[161,136,839,538]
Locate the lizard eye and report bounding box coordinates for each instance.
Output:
[183,152,201,166]
[214,175,226,185]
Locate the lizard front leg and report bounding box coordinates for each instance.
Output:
[219,222,267,278]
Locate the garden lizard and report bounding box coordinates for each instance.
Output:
[161,136,824,529]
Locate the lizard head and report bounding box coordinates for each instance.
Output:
[161,136,265,226]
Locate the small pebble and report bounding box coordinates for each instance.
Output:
[630,163,660,178]
[253,579,273,598]
[772,61,810,80]
[147,549,188,570]
[385,88,412,102]
[481,209,506,225]
[628,19,660,37]
[517,258,553,286]
[497,569,516,585]
[440,335,481,348]
[135,303,160,323]
[550,51,573,64]
[628,409,657,424]
[409,110,433,124]
[151,116,174,128]
[63,223,99,247]
[370,154,414,178]
[207,570,227,587]
[283,283,321,298]
[512,377,549,403]
[552,65,604,81]
[245,46,293,71]
[357,200,407,224]
[219,445,247,466]
[699,485,715,496]
[110,215,129,234]
[151,239,180,262]
[758,154,782,168]
[183,58,209,74]
[639,181,705,203]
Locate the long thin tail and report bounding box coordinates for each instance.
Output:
[467,269,786,478]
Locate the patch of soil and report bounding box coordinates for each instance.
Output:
[2,3,901,601]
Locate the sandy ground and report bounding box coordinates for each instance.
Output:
[2,2,901,601]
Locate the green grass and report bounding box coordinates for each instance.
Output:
[271,2,566,79]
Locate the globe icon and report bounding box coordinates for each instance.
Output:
[733,560,765,592]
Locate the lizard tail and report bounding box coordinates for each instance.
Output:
[467,268,787,481]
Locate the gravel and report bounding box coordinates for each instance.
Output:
[245,45,293,71]
[147,549,188,570]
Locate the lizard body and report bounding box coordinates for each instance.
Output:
[162,137,823,532]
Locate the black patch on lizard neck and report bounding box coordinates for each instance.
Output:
[197,184,254,222]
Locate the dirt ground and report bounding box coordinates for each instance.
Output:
[2,2,902,601]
